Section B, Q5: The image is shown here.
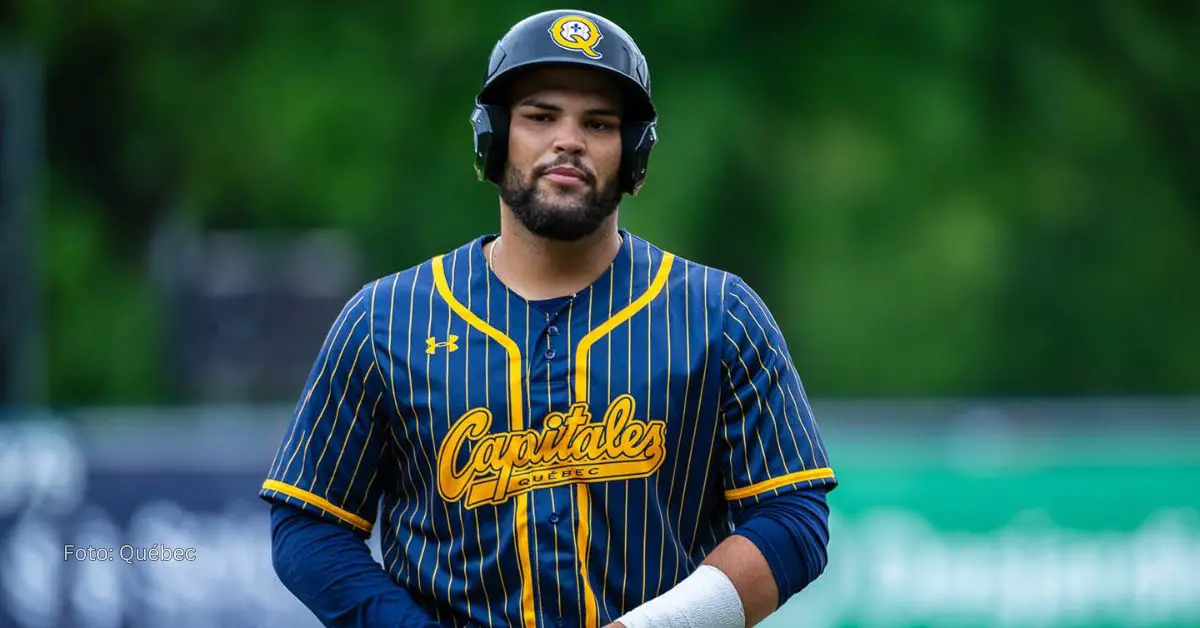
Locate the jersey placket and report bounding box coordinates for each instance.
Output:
[527,300,581,628]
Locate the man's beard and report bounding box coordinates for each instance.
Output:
[499,158,622,241]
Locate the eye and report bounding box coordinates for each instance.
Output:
[525,112,553,123]
[588,120,618,132]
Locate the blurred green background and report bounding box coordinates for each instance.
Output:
[1,2,1198,627]
[9,0,1198,406]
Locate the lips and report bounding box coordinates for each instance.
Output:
[544,166,586,181]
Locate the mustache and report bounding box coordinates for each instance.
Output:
[533,157,595,184]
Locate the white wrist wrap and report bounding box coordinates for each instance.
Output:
[615,565,745,628]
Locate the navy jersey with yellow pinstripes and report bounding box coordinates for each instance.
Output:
[260,229,836,628]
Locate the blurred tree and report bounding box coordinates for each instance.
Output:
[3,0,1197,405]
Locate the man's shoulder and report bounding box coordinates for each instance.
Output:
[633,235,779,326]
[352,235,486,310]
[633,233,747,305]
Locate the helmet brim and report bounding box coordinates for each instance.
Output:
[477,58,656,122]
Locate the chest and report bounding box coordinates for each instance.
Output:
[375,295,724,505]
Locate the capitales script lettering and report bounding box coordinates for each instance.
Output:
[437,394,666,507]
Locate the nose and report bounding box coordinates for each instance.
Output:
[552,121,586,155]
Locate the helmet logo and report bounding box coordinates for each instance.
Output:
[549,15,603,59]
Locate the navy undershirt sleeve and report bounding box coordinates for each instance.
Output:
[269,502,441,628]
[730,486,832,608]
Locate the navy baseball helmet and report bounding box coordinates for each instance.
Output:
[470,10,658,195]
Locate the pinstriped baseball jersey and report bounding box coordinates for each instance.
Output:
[260,229,837,628]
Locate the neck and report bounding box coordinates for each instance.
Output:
[487,209,622,301]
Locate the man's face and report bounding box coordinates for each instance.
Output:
[499,67,625,241]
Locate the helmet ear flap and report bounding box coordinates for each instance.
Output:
[620,119,658,195]
[471,103,510,185]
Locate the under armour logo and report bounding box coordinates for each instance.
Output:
[426,335,459,355]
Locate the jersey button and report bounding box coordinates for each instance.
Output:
[547,325,559,336]
[545,349,557,360]
[548,513,560,524]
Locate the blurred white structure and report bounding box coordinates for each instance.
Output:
[0,399,1197,628]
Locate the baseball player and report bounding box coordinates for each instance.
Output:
[261,9,836,628]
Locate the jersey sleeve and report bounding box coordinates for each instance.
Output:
[717,276,836,509]
[259,286,392,537]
